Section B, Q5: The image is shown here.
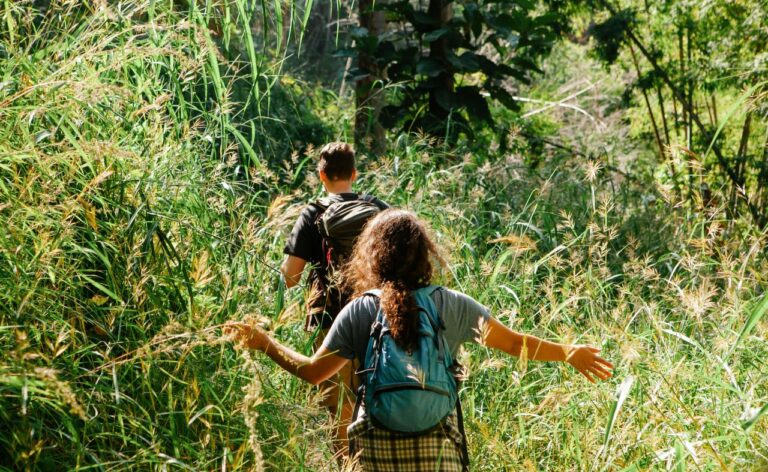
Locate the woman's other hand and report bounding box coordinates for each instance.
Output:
[566,345,614,383]
[224,321,269,351]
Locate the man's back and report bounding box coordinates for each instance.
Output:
[284,192,388,329]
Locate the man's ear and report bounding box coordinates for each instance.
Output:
[350,169,357,182]
[319,170,329,184]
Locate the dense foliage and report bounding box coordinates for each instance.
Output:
[344,0,560,139]
[1,1,766,471]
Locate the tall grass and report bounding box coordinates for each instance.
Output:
[0,1,308,469]
[1,2,767,471]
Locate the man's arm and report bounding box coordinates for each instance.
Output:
[281,255,306,288]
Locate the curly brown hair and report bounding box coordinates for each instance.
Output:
[342,209,445,350]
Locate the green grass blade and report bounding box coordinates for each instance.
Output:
[273,0,283,54]
[742,402,768,431]
[731,291,768,355]
[79,274,122,303]
[602,375,634,455]
[703,81,764,160]
[297,0,314,52]
[674,439,686,472]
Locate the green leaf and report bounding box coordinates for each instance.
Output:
[332,48,357,59]
[411,11,440,29]
[703,81,765,161]
[345,67,371,82]
[80,274,122,303]
[456,86,491,122]
[534,12,560,26]
[511,56,543,74]
[447,51,480,72]
[275,274,285,317]
[350,27,369,39]
[298,0,315,51]
[489,249,515,286]
[424,28,450,43]
[416,58,445,77]
[488,85,519,110]
[434,88,460,111]
[587,9,634,64]
[673,439,686,472]
[474,55,498,76]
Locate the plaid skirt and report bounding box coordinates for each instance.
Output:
[347,410,467,472]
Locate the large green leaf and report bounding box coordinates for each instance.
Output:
[434,88,460,111]
[424,28,450,43]
[447,51,481,72]
[416,58,445,77]
[457,86,491,122]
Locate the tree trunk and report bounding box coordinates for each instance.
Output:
[427,0,453,134]
[354,0,387,155]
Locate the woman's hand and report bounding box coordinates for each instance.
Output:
[566,345,614,383]
[224,321,270,351]
[224,320,349,385]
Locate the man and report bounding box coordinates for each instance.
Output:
[281,142,388,455]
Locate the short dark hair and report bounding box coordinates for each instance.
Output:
[318,142,355,180]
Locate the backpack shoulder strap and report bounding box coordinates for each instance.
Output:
[359,193,389,210]
[411,285,448,363]
[456,397,470,470]
[353,288,384,421]
[363,289,384,335]
[413,285,444,325]
[313,193,353,210]
[421,284,443,296]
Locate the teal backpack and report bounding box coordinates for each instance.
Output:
[357,285,459,434]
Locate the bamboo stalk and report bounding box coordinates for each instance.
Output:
[656,84,671,147]
[728,112,752,218]
[629,44,665,161]
[686,25,693,152]
[678,26,687,142]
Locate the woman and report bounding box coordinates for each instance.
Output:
[227,209,613,470]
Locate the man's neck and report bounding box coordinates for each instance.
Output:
[325,183,354,195]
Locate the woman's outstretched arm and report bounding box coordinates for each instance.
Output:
[225,322,349,385]
[480,317,613,383]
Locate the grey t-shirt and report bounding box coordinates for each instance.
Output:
[321,287,490,362]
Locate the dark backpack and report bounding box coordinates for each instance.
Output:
[315,196,382,269]
[307,195,383,324]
